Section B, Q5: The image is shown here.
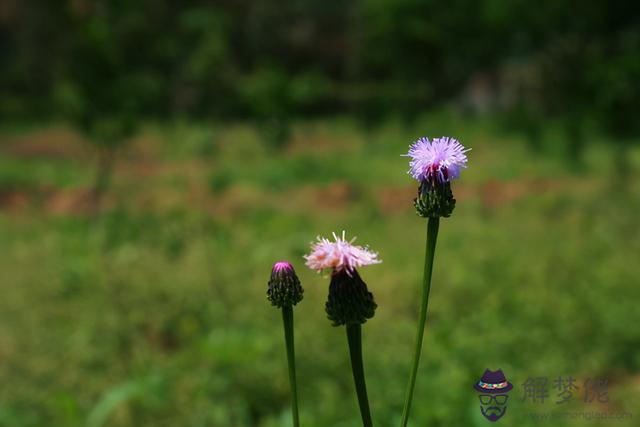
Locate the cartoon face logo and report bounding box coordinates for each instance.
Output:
[473,369,513,422]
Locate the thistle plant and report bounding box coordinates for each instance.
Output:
[267,261,304,427]
[305,232,381,427]
[400,137,469,426]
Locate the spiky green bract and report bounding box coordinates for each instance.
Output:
[326,269,377,326]
[414,180,456,218]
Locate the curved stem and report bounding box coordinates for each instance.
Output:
[347,323,373,427]
[282,306,300,427]
[400,217,440,427]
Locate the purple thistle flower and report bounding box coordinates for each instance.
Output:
[404,137,470,184]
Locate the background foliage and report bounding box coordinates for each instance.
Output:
[2,1,639,138]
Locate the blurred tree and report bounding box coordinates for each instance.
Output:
[56,1,149,211]
[505,1,640,170]
[238,66,293,149]
[590,28,640,179]
[0,0,70,118]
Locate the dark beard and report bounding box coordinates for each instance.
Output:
[481,406,506,422]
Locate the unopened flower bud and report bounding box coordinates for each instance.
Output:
[267,262,304,308]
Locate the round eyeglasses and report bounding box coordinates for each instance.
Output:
[479,394,509,405]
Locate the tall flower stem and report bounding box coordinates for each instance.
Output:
[282,305,300,427]
[347,323,373,427]
[400,217,440,427]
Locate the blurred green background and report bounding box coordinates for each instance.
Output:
[0,1,639,426]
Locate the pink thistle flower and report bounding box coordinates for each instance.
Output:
[304,231,381,274]
[405,137,470,184]
[273,261,294,273]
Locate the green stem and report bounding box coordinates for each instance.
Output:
[282,306,300,427]
[347,323,373,427]
[400,217,440,427]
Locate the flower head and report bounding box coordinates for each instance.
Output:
[405,137,470,184]
[304,231,381,274]
[273,261,294,273]
[267,261,303,308]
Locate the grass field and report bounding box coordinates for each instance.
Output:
[0,114,638,426]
